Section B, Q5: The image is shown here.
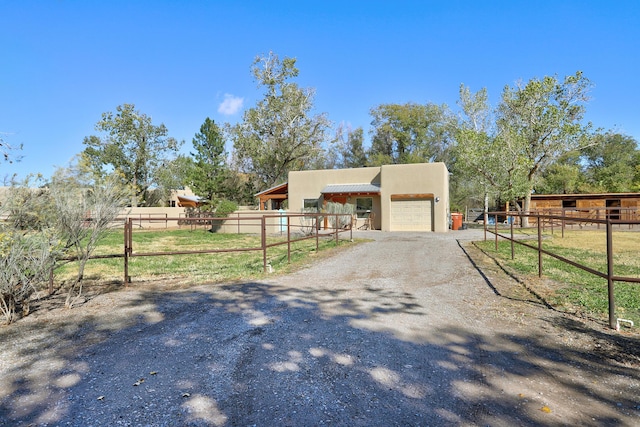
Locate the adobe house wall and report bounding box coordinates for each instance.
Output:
[380,162,449,232]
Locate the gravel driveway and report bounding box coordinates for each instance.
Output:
[1,230,638,426]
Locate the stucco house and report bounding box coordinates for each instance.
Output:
[287,162,450,232]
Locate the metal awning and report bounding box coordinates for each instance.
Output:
[321,183,381,194]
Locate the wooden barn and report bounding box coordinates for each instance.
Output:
[529,192,640,221]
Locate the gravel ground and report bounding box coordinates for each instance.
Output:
[0,229,639,426]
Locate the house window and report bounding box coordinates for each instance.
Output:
[355,197,372,218]
[303,199,319,212]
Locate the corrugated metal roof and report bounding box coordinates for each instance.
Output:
[321,183,381,194]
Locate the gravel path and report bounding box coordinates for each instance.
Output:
[0,230,638,426]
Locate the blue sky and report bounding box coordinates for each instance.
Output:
[2,0,639,180]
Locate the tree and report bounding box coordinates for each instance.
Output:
[369,102,451,165]
[536,151,584,194]
[82,104,182,206]
[452,85,524,215]
[187,118,229,206]
[336,126,368,168]
[229,52,331,188]
[497,71,593,224]
[152,155,195,206]
[581,132,639,192]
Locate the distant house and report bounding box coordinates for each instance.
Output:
[168,187,205,208]
[287,163,450,232]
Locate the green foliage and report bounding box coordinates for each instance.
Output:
[82,103,182,207]
[497,71,593,210]
[229,52,331,188]
[581,132,640,192]
[339,127,368,168]
[215,199,238,217]
[454,72,593,217]
[188,118,229,203]
[153,155,195,205]
[369,102,452,165]
[536,151,584,194]
[2,175,54,230]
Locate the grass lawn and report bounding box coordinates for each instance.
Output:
[475,228,640,329]
[55,228,355,287]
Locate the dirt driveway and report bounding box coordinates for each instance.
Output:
[1,230,638,426]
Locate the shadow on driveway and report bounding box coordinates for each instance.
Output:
[1,276,638,426]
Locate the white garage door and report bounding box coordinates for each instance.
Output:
[390,198,432,231]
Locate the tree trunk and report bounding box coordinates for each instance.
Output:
[522,192,532,227]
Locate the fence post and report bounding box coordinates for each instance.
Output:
[335,214,339,246]
[124,219,130,284]
[350,214,353,241]
[606,219,616,329]
[316,213,319,252]
[510,214,514,260]
[483,212,487,241]
[537,214,543,278]
[287,214,291,263]
[262,216,267,273]
[494,213,498,251]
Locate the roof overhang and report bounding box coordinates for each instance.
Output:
[255,182,288,197]
[321,183,381,195]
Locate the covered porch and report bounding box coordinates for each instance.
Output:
[321,183,381,230]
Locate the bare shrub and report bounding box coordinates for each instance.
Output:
[0,229,56,324]
[299,207,318,235]
[325,202,355,229]
[49,169,129,308]
[0,178,58,323]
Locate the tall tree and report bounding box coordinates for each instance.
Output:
[187,118,229,205]
[229,52,331,188]
[581,132,639,192]
[369,102,451,165]
[82,104,182,206]
[452,85,525,215]
[497,71,593,223]
[334,125,367,169]
[153,155,195,206]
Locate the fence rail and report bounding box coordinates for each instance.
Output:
[483,211,639,330]
[61,212,355,287]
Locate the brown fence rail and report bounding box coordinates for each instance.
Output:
[483,211,640,330]
[60,212,354,287]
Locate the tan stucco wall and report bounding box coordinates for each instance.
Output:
[288,163,449,232]
[288,167,381,230]
[380,162,449,232]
